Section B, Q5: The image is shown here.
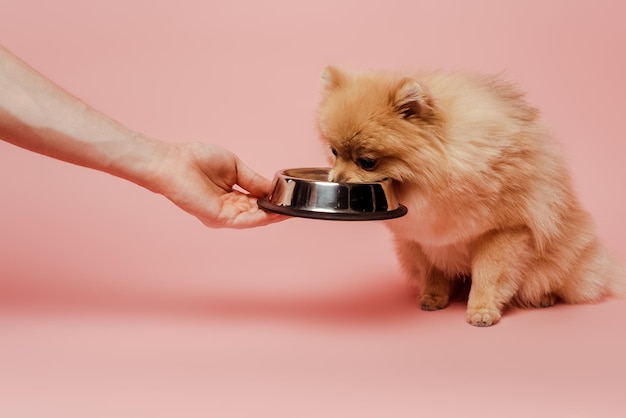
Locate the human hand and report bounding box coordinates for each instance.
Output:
[145,141,286,228]
[0,45,284,229]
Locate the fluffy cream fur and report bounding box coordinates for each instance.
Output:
[317,66,625,326]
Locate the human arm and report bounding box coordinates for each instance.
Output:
[0,45,284,228]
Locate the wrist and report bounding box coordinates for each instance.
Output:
[105,132,173,192]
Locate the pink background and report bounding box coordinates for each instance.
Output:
[1,1,625,416]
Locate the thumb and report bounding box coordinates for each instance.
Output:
[235,158,273,197]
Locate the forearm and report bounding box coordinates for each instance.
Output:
[0,45,284,229]
[0,45,164,189]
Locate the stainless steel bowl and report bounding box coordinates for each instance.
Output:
[257,167,407,221]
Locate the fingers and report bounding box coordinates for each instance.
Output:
[228,208,288,229]
[200,192,288,229]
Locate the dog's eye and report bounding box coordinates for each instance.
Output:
[356,157,377,170]
[331,147,338,157]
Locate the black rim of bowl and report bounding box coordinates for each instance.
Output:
[257,198,408,221]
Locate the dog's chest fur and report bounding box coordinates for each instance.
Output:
[386,188,483,276]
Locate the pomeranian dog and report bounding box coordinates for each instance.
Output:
[317,66,625,326]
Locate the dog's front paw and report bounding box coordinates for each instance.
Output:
[466,307,501,327]
[419,293,449,311]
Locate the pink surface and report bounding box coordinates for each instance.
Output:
[1,1,625,417]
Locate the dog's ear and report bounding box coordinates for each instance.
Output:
[393,78,435,120]
[321,66,348,91]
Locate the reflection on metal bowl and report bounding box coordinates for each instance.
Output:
[257,167,407,221]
